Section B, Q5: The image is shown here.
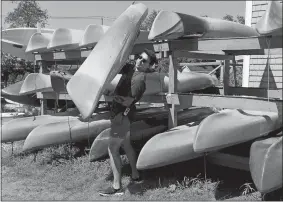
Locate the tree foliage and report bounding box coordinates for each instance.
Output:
[2,1,49,86]
[5,0,49,28]
[140,10,159,31]
[222,14,234,22]
[222,14,245,24]
[1,53,36,86]
[236,15,245,25]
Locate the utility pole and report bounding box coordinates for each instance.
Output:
[101,17,103,25]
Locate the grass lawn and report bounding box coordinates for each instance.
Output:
[1,141,261,201]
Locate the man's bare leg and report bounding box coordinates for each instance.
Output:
[122,132,140,180]
[108,137,123,189]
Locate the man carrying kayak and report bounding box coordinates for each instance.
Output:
[99,49,158,196]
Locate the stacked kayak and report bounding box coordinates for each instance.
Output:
[19,73,53,95]
[1,109,80,143]
[137,109,280,170]
[1,81,40,106]
[79,24,109,48]
[49,70,218,95]
[89,107,216,162]
[193,109,279,153]
[137,124,201,170]
[25,32,53,53]
[89,121,167,162]
[250,135,282,194]
[47,28,84,51]
[148,10,259,40]
[255,1,282,36]
[23,112,111,152]
[148,1,281,41]
[22,107,170,152]
[1,79,74,108]
[1,27,54,61]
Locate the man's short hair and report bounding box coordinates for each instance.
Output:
[143,48,158,66]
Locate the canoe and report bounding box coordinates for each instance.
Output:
[23,112,111,152]
[80,24,152,49]
[67,3,148,119]
[79,24,110,48]
[141,71,218,95]
[1,28,54,61]
[47,28,84,50]
[19,73,53,95]
[90,107,215,162]
[148,11,259,40]
[89,121,167,162]
[1,39,35,61]
[1,109,80,143]
[22,107,168,152]
[1,81,40,106]
[25,32,53,53]
[54,68,217,95]
[255,1,282,36]
[193,109,279,153]
[250,135,282,193]
[1,27,54,46]
[137,125,201,170]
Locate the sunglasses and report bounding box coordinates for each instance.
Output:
[138,55,148,63]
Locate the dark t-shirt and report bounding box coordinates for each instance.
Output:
[110,63,146,121]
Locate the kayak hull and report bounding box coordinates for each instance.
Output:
[193,109,279,153]
[67,3,149,119]
[148,11,259,40]
[136,125,202,170]
[19,73,53,95]
[1,109,79,143]
[250,135,283,193]
[22,107,169,151]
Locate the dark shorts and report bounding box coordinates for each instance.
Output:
[110,113,130,139]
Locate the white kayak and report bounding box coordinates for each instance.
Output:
[1,27,54,61]
[148,11,259,40]
[1,109,80,143]
[51,70,218,95]
[79,24,110,48]
[19,73,53,95]
[250,135,282,193]
[80,24,152,48]
[22,107,169,152]
[255,1,282,36]
[25,32,53,53]
[1,39,35,61]
[89,121,167,162]
[1,27,54,46]
[193,109,279,153]
[47,28,84,50]
[137,125,201,170]
[67,3,148,119]
[1,81,40,106]
[23,112,111,152]
[90,107,215,163]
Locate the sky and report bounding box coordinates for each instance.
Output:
[1,1,246,30]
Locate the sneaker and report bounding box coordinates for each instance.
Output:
[130,176,143,183]
[99,186,124,196]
